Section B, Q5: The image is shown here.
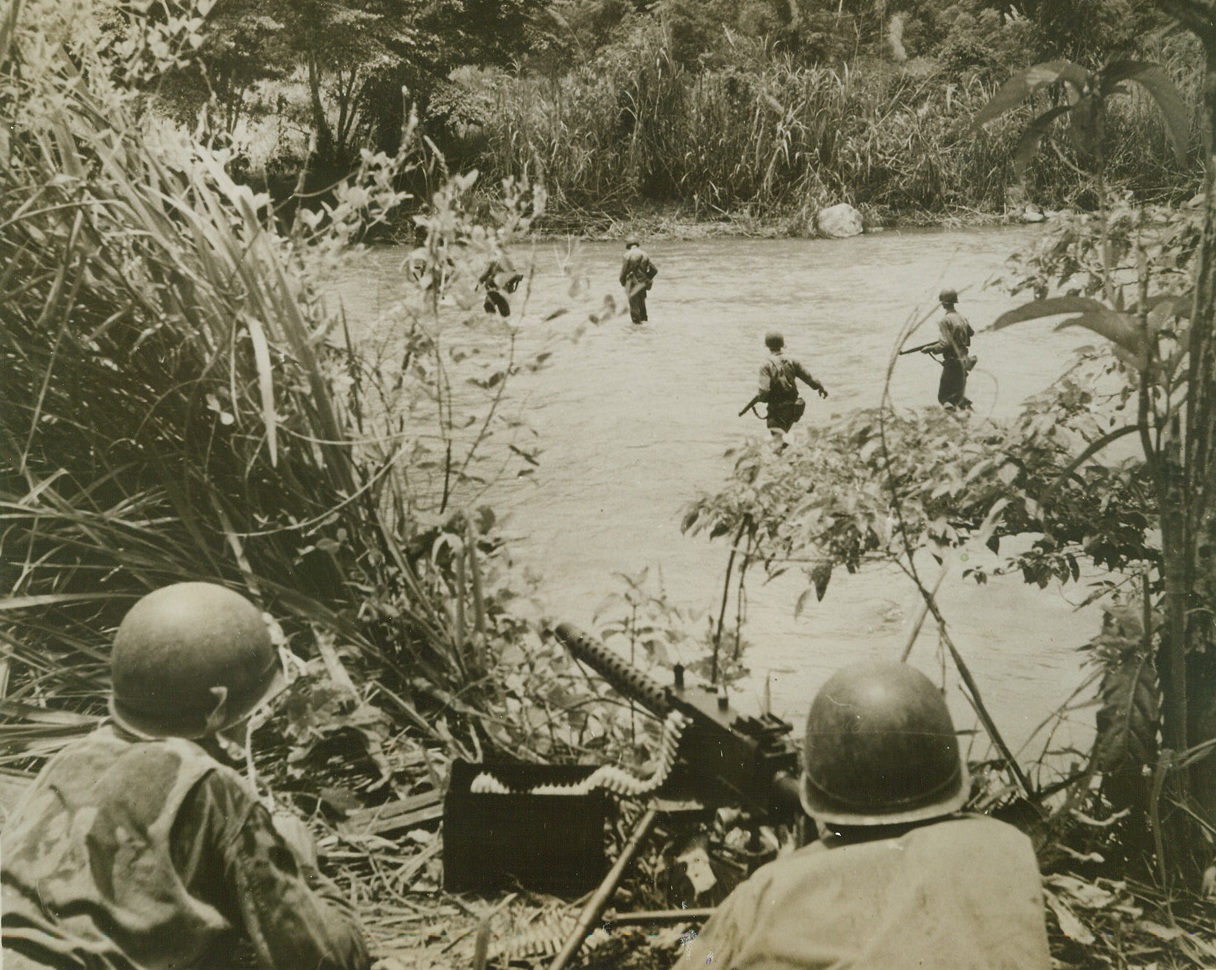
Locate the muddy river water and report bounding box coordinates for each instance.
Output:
[338,226,1108,767]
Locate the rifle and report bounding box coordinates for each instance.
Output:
[738,394,764,418]
[547,623,802,970]
[898,341,939,356]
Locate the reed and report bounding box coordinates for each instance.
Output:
[0,2,511,756]
[476,44,1199,221]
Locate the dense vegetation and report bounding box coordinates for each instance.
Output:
[7,0,1216,966]
[0,0,634,858]
[145,0,1206,228]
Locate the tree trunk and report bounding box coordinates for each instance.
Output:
[1154,0,1216,881]
[1184,32,1216,833]
[305,46,335,167]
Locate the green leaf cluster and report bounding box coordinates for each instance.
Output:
[973,58,1191,178]
[684,378,1156,598]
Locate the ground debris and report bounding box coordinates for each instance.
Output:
[1043,869,1216,969]
[365,891,687,970]
[339,789,444,838]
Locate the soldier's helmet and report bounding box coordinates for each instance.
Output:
[764,331,785,351]
[800,660,969,826]
[110,583,286,739]
[625,236,640,248]
[939,288,959,305]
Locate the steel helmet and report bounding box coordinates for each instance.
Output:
[624,236,639,248]
[939,288,959,305]
[765,330,785,351]
[110,582,286,739]
[800,660,968,826]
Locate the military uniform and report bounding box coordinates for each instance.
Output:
[929,308,975,409]
[677,815,1050,970]
[2,724,369,970]
[479,257,523,317]
[759,352,824,433]
[619,246,657,323]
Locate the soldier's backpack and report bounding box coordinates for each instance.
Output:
[770,359,798,401]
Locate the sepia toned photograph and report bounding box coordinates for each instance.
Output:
[3,0,1216,967]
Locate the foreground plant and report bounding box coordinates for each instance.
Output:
[0,0,577,773]
[682,8,1216,950]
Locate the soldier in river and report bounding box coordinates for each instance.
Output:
[479,253,524,317]
[619,236,658,324]
[1,582,370,970]
[677,659,1051,970]
[921,288,976,410]
[740,331,828,439]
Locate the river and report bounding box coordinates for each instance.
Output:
[337,226,1106,770]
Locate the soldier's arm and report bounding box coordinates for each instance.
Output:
[794,362,827,396]
[177,771,370,970]
[757,362,773,401]
[922,317,952,355]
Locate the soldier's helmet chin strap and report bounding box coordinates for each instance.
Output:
[203,685,232,736]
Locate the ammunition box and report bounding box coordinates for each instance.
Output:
[443,760,608,895]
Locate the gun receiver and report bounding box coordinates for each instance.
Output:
[554,623,802,819]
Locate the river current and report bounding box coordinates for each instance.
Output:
[337,226,1106,768]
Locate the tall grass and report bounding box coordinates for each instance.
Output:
[476,40,1201,222]
[0,1,524,758]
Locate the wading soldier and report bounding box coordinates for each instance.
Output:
[678,659,1051,970]
[619,236,658,324]
[479,253,524,317]
[742,331,828,439]
[922,288,975,410]
[2,582,371,970]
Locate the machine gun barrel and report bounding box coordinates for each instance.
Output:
[555,623,671,717]
[554,623,802,819]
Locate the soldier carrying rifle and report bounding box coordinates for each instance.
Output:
[740,331,828,440]
[906,288,976,410]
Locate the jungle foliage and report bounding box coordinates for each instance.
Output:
[415,0,1205,224]
[680,30,1216,952]
[0,0,636,790]
[84,0,1208,226]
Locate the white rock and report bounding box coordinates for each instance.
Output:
[816,203,864,238]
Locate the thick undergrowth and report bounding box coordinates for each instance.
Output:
[5,2,1216,969]
[453,41,1202,227]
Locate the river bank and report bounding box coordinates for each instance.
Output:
[526,200,1018,242]
[359,190,1019,247]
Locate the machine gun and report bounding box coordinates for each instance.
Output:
[555,623,801,818]
[546,623,803,970]
[898,340,939,356]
